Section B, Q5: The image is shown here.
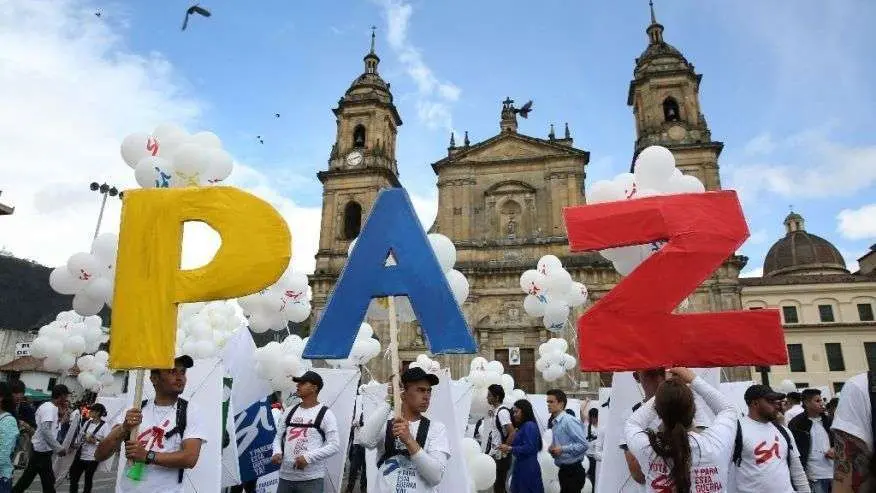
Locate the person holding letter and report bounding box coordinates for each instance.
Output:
[360,367,449,493]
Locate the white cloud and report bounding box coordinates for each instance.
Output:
[376,0,460,130]
[747,229,768,245]
[0,0,322,275]
[728,129,876,200]
[740,267,763,279]
[742,133,776,156]
[837,204,876,241]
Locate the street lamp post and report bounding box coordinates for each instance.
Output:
[89,182,122,240]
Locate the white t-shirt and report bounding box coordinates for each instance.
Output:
[361,403,451,493]
[785,404,804,422]
[272,404,340,482]
[76,419,111,461]
[807,417,833,480]
[116,399,208,493]
[732,416,798,493]
[482,406,512,456]
[31,402,59,452]
[625,377,738,493]
[832,372,873,451]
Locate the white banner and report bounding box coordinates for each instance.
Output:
[596,372,643,493]
[427,370,472,493]
[117,358,223,493]
[315,368,359,493]
[95,396,127,474]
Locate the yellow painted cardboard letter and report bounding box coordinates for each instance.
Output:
[110,186,291,369]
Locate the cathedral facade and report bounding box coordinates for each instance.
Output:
[311,12,750,395]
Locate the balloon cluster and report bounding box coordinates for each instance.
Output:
[535,338,577,382]
[176,301,245,359]
[461,437,497,492]
[538,430,563,493]
[238,270,311,333]
[325,323,382,369]
[777,379,797,394]
[121,124,234,188]
[76,351,114,392]
[587,145,706,276]
[408,354,441,375]
[48,233,118,317]
[31,312,104,372]
[254,335,313,392]
[466,357,520,419]
[519,255,588,332]
[354,234,469,322]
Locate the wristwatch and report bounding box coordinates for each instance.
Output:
[145,451,157,465]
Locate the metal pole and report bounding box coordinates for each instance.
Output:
[92,191,109,241]
[757,366,770,386]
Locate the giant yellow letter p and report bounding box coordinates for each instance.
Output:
[109,187,291,369]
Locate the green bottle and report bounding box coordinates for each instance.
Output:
[126,461,145,481]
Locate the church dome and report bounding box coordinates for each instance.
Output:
[341,32,394,106]
[763,212,848,277]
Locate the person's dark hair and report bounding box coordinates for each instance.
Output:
[787,391,802,404]
[565,409,576,417]
[801,388,821,408]
[588,408,598,420]
[10,380,25,395]
[487,384,505,403]
[0,383,14,413]
[51,384,70,400]
[646,380,695,493]
[546,388,567,406]
[89,403,106,416]
[512,399,542,450]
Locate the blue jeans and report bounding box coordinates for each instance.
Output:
[0,477,12,493]
[277,478,324,493]
[810,479,832,493]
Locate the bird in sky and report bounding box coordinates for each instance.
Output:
[182,4,211,31]
[274,113,281,118]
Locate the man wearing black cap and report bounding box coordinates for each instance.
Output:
[360,367,449,493]
[12,384,70,493]
[270,370,339,493]
[730,384,811,493]
[95,355,208,493]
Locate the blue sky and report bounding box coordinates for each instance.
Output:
[2,0,875,275]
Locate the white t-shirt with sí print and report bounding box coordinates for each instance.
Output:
[831,372,873,452]
[115,399,208,493]
[271,403,340,482]
[625,376,738,493]
[731,416,799,493]
[360,403,451,493]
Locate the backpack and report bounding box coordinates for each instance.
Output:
[732,418,794,471]
[377,417,430,468]
[74,420,105,460]
[142,398,188,484]
[279,404,329,455]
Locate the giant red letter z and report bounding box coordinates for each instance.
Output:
[563,191,787,371]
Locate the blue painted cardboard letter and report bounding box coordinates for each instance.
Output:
[303,188,476,358]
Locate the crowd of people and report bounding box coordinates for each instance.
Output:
[0,363,871,493]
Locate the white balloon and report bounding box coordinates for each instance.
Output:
[204,148,234,183]
[446,270,469,305]
[49,268,82,295]
[120,132,156,168]
[634,145,676,190]
[31,338,48,358]
[189,131,222,149]
[587,180,625,204]
[462,437,481,460]
[58,353,77,371]
[565,282,589,308]
[91,234,118,263]
[100,373,116,386]
[153,123,188,142]
[519,269,545,296]
[135,156,173,188]
[84,278,113,304]
[172,144,211,187]
[544,269,573,296]
[486,361,504,375]
[613,172,638,199]
[543,301,570,326]
[94,350,109,363]
[77,354,96,372]
[470,453,497,490]
[537,255,563,276]
[67,253,100,282]
[73,292,104,317]
[78,372,99,390]
[428,234,457,273]
[674,174,706,193]
[501,374,515,394]
[64,335,86,355]
[523,294,547,317]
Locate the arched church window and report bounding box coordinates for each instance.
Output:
[662,97,680,122]
[353,125,366,148]
[343,201,362,240]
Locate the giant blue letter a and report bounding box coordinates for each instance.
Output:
[302,188,477,359]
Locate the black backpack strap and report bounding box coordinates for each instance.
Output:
[732,419,743,467]
[93,420,105,435]
[772,422,794,469]
[415,417,430,448]
[173,399,189,484]
[376,419,395,468]
[313,406,328,442]
[280,404,301,455]
[495,407,509,442]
